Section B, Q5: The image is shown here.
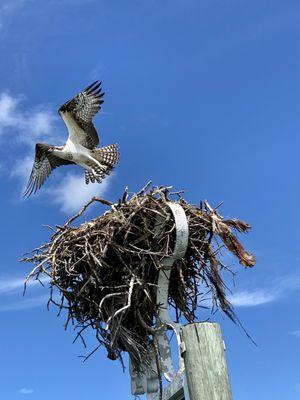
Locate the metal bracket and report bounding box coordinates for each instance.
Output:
[155,202,189,380]
[130,202,189,398]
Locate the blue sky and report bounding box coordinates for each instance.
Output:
[0,0,300,398]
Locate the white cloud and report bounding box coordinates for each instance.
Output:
[18,387,34,395]
[228,289,275,307]
[0,93,18,126]
[10,155,35,186]
[0,91,59,193]
[48,172,113,214]
[0,273,57,312]
[278,274,300,292]
[0,92,58,147]
[0,277,25,294]
[0,275,49,294]
[0,275,49,313]
[0,295,48,312]
[229,272,300,308]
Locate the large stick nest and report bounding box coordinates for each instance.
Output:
[22,183,255,370]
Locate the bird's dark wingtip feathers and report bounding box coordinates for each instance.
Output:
[85,80,102,94]
[85,80,99,91]
[23,182,33,198]
[25,182,36,197]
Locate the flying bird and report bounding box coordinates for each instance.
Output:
[24,81,119,197]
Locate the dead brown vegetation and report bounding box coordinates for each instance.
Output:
[22,182,255,370]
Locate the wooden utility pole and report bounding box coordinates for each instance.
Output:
[181,322,232,400]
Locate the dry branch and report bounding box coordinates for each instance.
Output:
[21,183,255,371]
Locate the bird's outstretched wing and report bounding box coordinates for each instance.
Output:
[58,81,105,149]
[24,143,74,197]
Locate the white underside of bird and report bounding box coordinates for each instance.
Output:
[53,112,105,171]
[52,139,103,171]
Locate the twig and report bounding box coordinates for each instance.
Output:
[21,182,256,374]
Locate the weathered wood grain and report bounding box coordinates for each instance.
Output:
[182,323,232,400]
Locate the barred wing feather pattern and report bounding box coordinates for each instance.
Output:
[24,143,74,197]
[58,81,105,149]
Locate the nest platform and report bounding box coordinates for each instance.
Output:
[22,183,255,370]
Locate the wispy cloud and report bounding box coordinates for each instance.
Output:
[0,275,50,312]
[229,272,300,308]
[48,172,113,213]
[0,92,59,193]
[228,289,275,307]
[0,0,34,30]
[0,276,25,294]
[18,387,34,395]
[0,91,59,192]
[10,155,36,188]
[0,275,49,295]
[0,92,58,146]
[0,294,48,312]
[291,330,300,338]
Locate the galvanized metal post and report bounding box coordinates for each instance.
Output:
[181,322,233,400]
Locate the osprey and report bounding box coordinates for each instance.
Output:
[24,81,120,197]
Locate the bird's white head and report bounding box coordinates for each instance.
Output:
[48,145,63,153]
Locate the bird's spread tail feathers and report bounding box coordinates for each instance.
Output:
[92,144,120,167]
[85,144,120,184]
